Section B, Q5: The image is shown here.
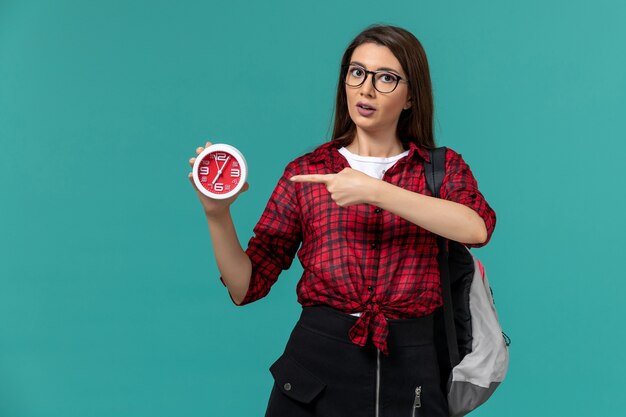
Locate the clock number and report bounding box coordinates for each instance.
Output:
[201,176,208,182]
[215,153,227,161]
[233,161,239,167]
[214,183,224,192]
[199,167,209,175]
[230,168,240,177]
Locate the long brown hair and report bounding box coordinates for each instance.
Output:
[331,24,436,149]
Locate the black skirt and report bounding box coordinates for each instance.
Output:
[265,304,448,417]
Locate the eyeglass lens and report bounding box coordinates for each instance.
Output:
[345,65,400,93]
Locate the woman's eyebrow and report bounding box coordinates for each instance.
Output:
[350,61,401,73]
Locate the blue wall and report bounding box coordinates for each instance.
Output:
[1,1,624,416]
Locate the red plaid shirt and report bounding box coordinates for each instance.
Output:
[220,140,496,356]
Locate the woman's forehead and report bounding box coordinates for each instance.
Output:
[349,43,403,73]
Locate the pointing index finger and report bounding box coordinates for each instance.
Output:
[289,174,333,184]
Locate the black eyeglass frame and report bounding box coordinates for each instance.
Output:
[342,64,410,93]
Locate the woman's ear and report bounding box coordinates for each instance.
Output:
[403,98,412,110]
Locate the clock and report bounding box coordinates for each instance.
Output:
[192,143,248,199]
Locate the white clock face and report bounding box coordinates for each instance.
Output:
[193,144,248,199]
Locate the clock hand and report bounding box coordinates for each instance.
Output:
[210,156,221,183]
[220,155,231,171]
[212,155,231,185]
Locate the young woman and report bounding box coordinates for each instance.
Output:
[188,24,496,417]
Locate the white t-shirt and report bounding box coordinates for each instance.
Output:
[338,146,410,317]
[338,146,410,180]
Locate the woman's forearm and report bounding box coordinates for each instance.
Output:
[370,180,487,245]
[205,211,252,305]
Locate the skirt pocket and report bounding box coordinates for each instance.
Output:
[268,352,327,404]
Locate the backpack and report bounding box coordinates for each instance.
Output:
[424,147,510,417]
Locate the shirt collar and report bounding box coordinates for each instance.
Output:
[310,140,431,170]
[309,141,347,172]
[405,141,431,163]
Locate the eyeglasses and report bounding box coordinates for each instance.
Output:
[343,64,409,93]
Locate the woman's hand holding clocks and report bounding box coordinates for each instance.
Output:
[290,168,378,207]
[188,141,249,219]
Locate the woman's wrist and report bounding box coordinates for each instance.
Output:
[368,178,388,206]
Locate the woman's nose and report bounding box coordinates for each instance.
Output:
[359,73,376,96]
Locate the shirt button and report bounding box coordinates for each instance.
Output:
[371,243,379,249]
[284,383,292,391]
[367,285,374,292]
[374,208,382,214]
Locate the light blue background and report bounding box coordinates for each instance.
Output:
[1,1,624,416]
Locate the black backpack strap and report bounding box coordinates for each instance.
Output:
[424,147,446,199]
[424,147,461,368]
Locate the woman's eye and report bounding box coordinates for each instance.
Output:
[350,67,364,77]
[380,73,398,83]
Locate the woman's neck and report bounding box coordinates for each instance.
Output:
[345,129,404,157]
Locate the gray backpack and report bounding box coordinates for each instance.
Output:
[424,147,510,417]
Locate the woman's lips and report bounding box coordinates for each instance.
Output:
[356,103,376,117]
